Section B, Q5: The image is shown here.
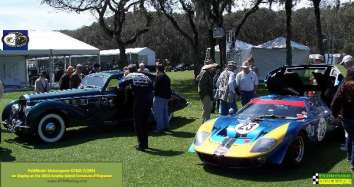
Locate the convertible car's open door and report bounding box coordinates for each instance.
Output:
[265,65,344,106]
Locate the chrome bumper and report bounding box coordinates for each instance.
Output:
[1,119,31,133]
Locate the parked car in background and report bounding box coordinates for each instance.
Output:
[2,71,188,143]
[172,63,194,72]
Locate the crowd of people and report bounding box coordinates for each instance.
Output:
[198,57,259,122]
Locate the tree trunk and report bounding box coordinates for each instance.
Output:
[218,36,227,67]
[193,44,202,78]
[314,0,325,57]
[285,0,293,66]
[119,46,128,68]
[208,28,216,63]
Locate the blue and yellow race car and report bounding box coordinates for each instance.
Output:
[189,65,343,167]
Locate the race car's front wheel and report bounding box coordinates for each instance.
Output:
[284,133,305,166]
[37,113,66,143]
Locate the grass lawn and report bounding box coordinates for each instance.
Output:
[0,71,353,187]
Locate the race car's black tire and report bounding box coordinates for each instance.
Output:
[36,113,66,143]
[284,133,306,167]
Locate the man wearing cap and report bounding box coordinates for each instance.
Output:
[215,61,238,115]
[198,63,218,123]
[70,64,83,89]
[236,61,259,106]
[119,64,153,151]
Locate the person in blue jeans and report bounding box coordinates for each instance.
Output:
[332,72,354,171]
[153,63,172,132]
[215,62,238,115]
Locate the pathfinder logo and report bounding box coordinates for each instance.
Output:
[2,30,29,50]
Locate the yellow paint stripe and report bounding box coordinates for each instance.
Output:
[196,123,289,158]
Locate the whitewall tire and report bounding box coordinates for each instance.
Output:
[37,113,65,143]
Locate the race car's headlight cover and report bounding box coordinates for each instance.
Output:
[194,131,210,146]
[251,138,277,153]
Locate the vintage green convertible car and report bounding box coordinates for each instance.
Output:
[2,71,188,143]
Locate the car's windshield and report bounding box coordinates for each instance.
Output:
[238,99,306,119]
[81,75,108,89]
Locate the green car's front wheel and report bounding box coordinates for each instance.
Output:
[37,113,66,143]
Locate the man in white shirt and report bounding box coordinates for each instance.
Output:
[236,61,259,106]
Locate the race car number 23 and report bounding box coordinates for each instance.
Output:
[235,123,259,135]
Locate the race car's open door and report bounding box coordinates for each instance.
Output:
[265,65,344,105]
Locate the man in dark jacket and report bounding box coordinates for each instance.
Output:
[59,66,73,90]
[332,70,354,171]
[119,64,153,151]
[153,63,172,132]
[198,63,218,123]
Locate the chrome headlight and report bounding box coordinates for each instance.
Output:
[194,131,210,146]
[11,104,19,114]
[251,138,277,153]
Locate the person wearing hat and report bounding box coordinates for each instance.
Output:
[119,64,153,151]
[198,63,218,123]
[89,63,101,74]
[34,71,50,93]
[313,54,325,64]
[70,64,83,89]
[340,55,353,71]
[215,61,238,115]
[236,61,259,106]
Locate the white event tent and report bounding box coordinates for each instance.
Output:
[251,37,310,80]
[0,31,99,87]
[214,40,254,67]
[100,47,156,66]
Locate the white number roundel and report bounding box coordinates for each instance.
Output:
[235,123,259,135]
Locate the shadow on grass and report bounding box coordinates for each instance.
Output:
[4,116,196,149]
[169,116,197,130]
[202,136,346,181]
[4,124,135,149]
[143,147,184,157]
[0,147,16,161]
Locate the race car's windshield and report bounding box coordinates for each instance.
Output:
[238,99,306,119]
[81,75,108,89]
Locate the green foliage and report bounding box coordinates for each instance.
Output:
[62,2,354,66]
